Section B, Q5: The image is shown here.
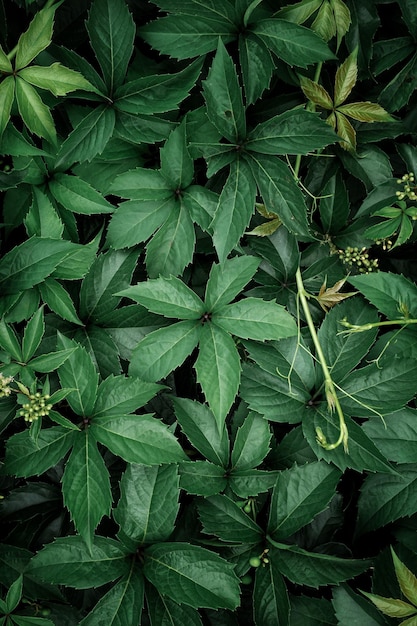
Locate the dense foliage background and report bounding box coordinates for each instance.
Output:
[2,0,417,624]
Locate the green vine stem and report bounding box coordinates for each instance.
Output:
[295,268,349,452]
[340,318,417,333]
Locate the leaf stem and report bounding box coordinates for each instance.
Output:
[295,267,348,452]
[340,318,417,333]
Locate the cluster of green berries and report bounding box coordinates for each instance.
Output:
[19,392,52,423]
[0,373,13,398]
[375,238,393,251]
[338,246,378,274]
[249,548,270,568]
[396,172,417,201]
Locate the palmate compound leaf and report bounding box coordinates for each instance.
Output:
[143,542,240,610]
[114,464,180,548]
[348,271,417,319]
[204,255,260,312]
[62,429,112,552]
[268,461,342,540]
[27,536,130,589]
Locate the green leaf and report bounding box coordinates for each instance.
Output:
[93,375,162,418]
[79,248,138,324]
[15,4,56,70]
[391,547,417,608]
[178,460,228,496]
[253,18,336,68]
[145,201,195,279]
[338,102,394,123]
[0,43,12,73]
[38,278,82,326]
[276,0,322,24]
[345,0,379,79]
[362,409,417,464]
[5,574,23,614]
[268,541,371,588]
[17,63,94,96]
[4,426,76,477]
[21,306,44,362]
[57,334,98,417]
[0,237,75,295]
[254,560,290,626]
[318,297,379,384]
[160,120,194,190]
[204,256,260,312]
[139,15,235,60]
[379,52,417,113]
[361,592,417,619]
[27,536,129,589]
[75,325,121,379]
[339,358,417,417]
[231,468,280,498]
[106,197,174,249]
[247,153,311,239]
[109,167,171,200]
[198,494,263,543]
[268,461,341,539]
[129,320,200,382]
[0,318,22,360]
[114,463,179,547]
[172,397,229,467]
[118,275,204,320]
[211,157,257,263]
[291,595,337,626]
[334,48,358,106]
[91,413,187,464]
[79,567,144,626]
[246,109,337,155]
[357,465,417,535]
[15,76,56,145]
[319,172,350,233]
[0,76,15,138]
[239,33,274,106]
[231,411,271,471]
[25,187,64,239]
[348,272,417,319]
[54,105,116,169]
[339,145,392,191]
[114,111,175,144]
[146,584,203,626]
[114,60,202,115]
[332,585,388,626]
[299,75,333,109]
[214,297,297,340]
[195,322,241,431]
[49,173,114,215]
[29,347,77,373]
[203,38,246,143]
[143,542,240,610]
[86,0,135,93]
[62,430,112,551]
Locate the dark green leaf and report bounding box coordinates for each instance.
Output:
[211,157,257,263]
[62,430,112,551]
[182,185,218,231]
[203,39,246,143]
[160,120,194,190]
[231,411,271,471]
[268,461,341,539]
[345,0,380,78]
[57,333,98,417]
[93,375,162,417]
[204,255,260,312]
[106,197,174,249]
[4,426,77,478]
[195,322,241,431]
[253,18,335,67]
[246,109,337,155]
[254,559,290,626]
[229,468,280,498]
[362,409,417,464]
[0,318,22,360]
[178,461,228,496]
[198,494,263,543]
[114,463,179,547]
[49,173,114,215]
[172,397,229,467]
[22,306,44,362]
[319,172,350,234]
[79,567,144,626]
[129,320,200,382]
[5,573,23,614]
[144,542,240,609]
[291,595,337,626]
[0,76,14,138]
[91,414,187,464]
[239,32,274,106]
[86,0,135,93]
[146,584,203,626]
[15,4,56,69]
[27,536,129,589]
[332,585,389,626]
[348,272,417,319]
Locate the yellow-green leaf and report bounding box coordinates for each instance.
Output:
[311,1,336,41]
[15,4,56,70]
[15,76,56,145]
[0,44,12,73]
[337,101,395,123]
[18,63,95,96]
[0,75,15,138]
[300,75,333,109]
[246,218,282,236]
[330,0,351,49]
[401,616,417,626]
[361,591,417,619]
[334,47,357,106]
[335,111,356,151]
[392,548,417,608]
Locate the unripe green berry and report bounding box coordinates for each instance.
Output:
[243,503,251,513]
[249,556,261,568]
[241,574,252,585]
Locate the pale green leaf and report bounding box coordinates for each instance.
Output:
[360,591,417,618]
[337,101,394,123]
[334,47,358,106]
[0,76,15,138]
[391,548,417,608]
[0,44,12,72]
[15,4,56,70]
[15,76,56,145]
[18,63,94,96]
[49,173,114,215]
